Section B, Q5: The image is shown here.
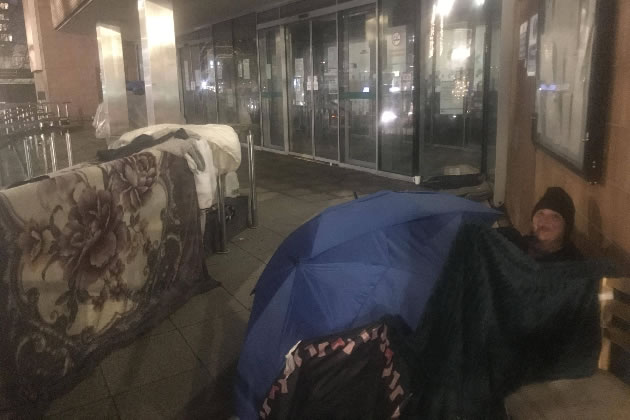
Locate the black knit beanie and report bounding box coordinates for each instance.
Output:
[532,187,575,241]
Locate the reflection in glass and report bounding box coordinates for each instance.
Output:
[486,0,501,181]
[234,14,259,129]
[179,46,196,123]
[421,0,498,178]
[536,0,595,169]
[180,41,218,125]
[259,27,286,150]
[214,21,238,123]
[339,5,377,168]
[379,0,417,175]
[312,14,339,160]
[286,21,313,155]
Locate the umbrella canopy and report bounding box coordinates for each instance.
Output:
[235,191,500,419]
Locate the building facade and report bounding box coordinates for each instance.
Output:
[23,0,630,386]
[22,0,100,120]
[0,0,35,103]
[505,0,629,381]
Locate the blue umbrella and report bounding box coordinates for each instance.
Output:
[235,191,500,419]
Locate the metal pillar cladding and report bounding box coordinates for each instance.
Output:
[216,173,228,253]
[96,24,130,136]
[65,131,73,167]
[138,0,181,125]
[247,131,258,228]
[49,133,58,172]
[22,137,33,178]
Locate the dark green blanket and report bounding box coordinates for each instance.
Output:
[397,223,610,419]
[260,224,613,420]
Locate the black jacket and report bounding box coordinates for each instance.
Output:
[497,226,583,262]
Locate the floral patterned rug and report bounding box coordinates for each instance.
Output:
[0,150,211,415]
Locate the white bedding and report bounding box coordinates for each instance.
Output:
[114,124,242,209]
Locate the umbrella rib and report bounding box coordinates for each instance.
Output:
[348,263,393,328]
[348,232,393,326]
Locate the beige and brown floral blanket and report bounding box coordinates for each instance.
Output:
[0,150,209,414]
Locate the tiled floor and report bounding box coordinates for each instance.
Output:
[505,372,630,419]
[41,139,629,419]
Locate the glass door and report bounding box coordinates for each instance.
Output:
[259,27,287,150]
[180,46,196,123]
[286,14,339,160]
[339,5,378,168]
[286,21,313,156]
[214,21,238,124]
[312,14,339,161]
[421,0,493,177]
[199,40,218,123]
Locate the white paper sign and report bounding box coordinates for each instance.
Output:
[295,58,304,77]
[307,75,313,91]
[243,59,250,80]
[183,60,191,91]
[313,76,319,91]
[527,14,538,77]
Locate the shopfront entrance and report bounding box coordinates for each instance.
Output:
[260,3,378,169]
[179,0,501,182]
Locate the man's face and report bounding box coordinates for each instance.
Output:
[532,209,566,246]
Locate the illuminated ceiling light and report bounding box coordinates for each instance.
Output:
[451,46,471,61]
[381,111,397,124]
[475,0,485,6]
[436,0,455,17]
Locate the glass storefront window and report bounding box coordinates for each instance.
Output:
[179,39,218,125]
[233,14,259,128]
[286,20,313,155]
[200,40,219,124]
[179,46,193,122]
[379,0,417,176]
[339,5,378,168]
[259,27,286,150]
[421,0,498,178]
[177,0,500,181]
[312,14,339,161]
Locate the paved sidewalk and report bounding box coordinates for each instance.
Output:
[44,151,391,419]
[43,149,629,419]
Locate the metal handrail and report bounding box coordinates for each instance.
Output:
[0,102,75,182]
[215,129,258,253]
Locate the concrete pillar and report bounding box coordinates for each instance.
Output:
[138,0,181,125]
[493,0,516,207]
[96,24,130,136]
[23,0,43,72]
